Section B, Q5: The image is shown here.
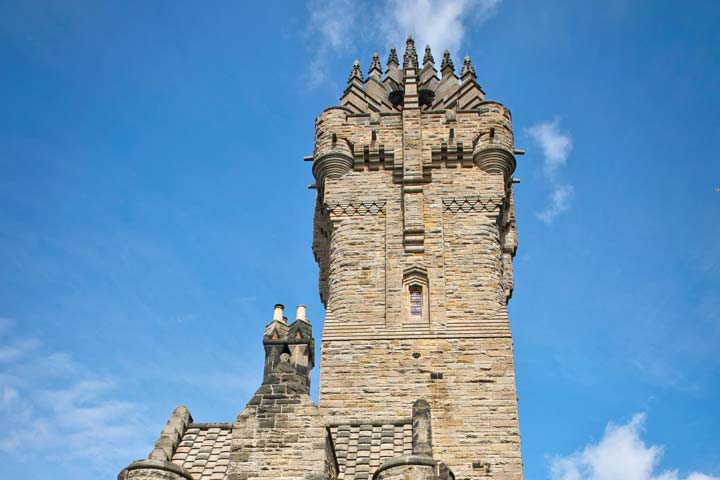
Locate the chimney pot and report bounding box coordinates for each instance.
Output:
[296,305,307,321]
[273,304,285,322]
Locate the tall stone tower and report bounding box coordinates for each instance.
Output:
[311,37,523,479]
[117,36,524,480]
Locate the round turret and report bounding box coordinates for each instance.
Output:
[312,107,354,192]
[473,101,516,181]
[117,459,193,480]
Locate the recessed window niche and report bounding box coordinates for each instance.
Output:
[402,266,430,326]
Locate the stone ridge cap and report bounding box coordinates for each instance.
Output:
[326,417,411,427]
[187,422,232,429]
[325,426,341,475]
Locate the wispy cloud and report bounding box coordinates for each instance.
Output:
[306,0,360,86]
[305,0,501,86]
[380,0,501,55]
[537,183,575,224]
[549,414,718,480]
[528,118,573,177]
[527,118,574,224]
[0,320,151,469]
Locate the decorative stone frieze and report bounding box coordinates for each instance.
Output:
[326,201,386,217]
[442,196,503,214]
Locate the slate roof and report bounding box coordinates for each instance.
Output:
[171,423,232,480]
[329,421,413,480]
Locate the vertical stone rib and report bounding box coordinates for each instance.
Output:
[402,63,425,253]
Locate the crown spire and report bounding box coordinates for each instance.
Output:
[461,55,476,77]
[347,59,364,84]
[403,35,418,69]
[387,48,399,67]
[423,45,434,65]
[440,50,455,75]
[368,52,382,77]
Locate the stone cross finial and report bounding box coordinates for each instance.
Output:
[461,55,476,77]
[423,45,434,65]
[403,35,418,69]
[441,49,455,75]
[348,59,364,83]
[387,48,399,66]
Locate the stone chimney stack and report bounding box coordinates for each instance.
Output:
[262,303,315,389]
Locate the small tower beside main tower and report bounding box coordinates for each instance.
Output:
[310,37,524,479]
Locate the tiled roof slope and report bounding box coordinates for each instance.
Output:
[171,423,232,480]
[329,421,413,480]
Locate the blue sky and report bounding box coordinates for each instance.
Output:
[0,1,718,479]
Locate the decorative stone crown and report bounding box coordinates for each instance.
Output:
[340,36,485,113]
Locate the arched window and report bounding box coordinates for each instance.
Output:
[409,285,423,316]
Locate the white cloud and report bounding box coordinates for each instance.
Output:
[528,118,573,177]
[527,118,574,223]
[550,414,719,480]
[0,322,151,467]
[305,0,501,85]
[380,0,501,55]
[306,0,359,86]
[537,183,574,224]
[0,337,42,362]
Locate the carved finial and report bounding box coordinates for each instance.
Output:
[369,53,382,77]
[403,35,418,68]
[348,59,364,83]
[387,48,399,66]
[441,50,455,74]
[461,55,476,77]
[423,45,434,65]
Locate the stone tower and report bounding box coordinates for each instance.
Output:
[118,36,524,480]
[311,37,523,479]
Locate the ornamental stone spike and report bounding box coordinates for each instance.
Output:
[441,49,455,76]
[347,59,364,84]
[461,55,476,78]
[368,52,382,77]
[423,45,434,65]
[403,35,418,69]
[387,47,399,67]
